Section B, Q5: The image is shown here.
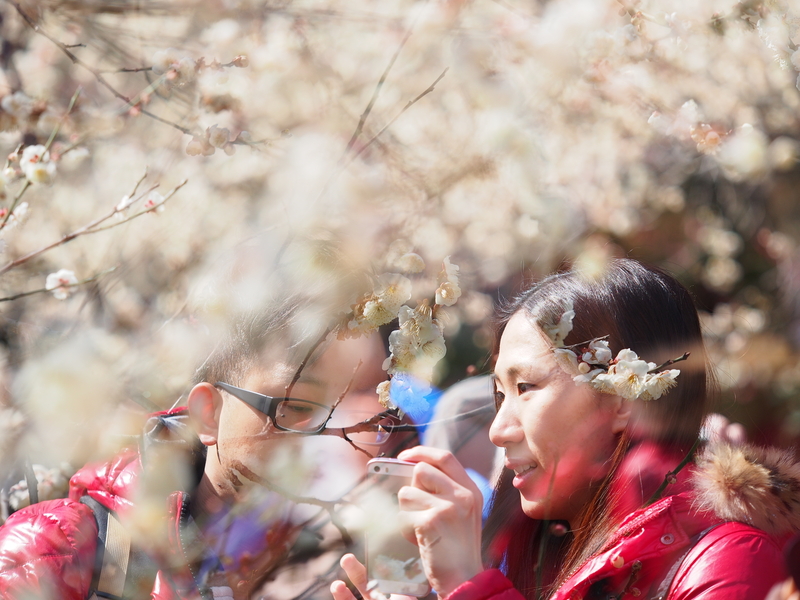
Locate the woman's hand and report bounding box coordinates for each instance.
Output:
[396,446,485,597]
[330,554,416,600]
[331,554,370,600]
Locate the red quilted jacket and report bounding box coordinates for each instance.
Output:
[0,408,203,600]
[447,442,796,600]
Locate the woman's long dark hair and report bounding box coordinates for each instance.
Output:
[481,259,712,599]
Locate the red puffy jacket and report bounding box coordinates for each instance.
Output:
[447,442,796,600]
[0,408,202,600]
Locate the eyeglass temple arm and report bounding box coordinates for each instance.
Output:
[215,382,271,414]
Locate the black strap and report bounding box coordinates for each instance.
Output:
[651,523,726,600]
[80,496,115,598]
[80,496,159,600]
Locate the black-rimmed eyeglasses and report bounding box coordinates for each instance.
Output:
[214,382,392,445]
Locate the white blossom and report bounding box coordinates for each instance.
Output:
[186,135,215,157]
[116,195,134,212]
[152,48,196,84]
[383,303,446,381]
[1,201,29,231]
[542,300,574,347]
[582,339,612,365]
[143,191,166,213]
[20,145,56,185]
[435,256,462,306]
[45,269,79,300]
[1,91,34,120]
[592,350,655,400]
[392,252,425,274]
[207,125,231,148]
[347,273,412,336]
[640,369,680,401]
[553,348,580,376]
[376,380,394,411]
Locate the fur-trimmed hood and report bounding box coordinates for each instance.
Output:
[692,441,800,536]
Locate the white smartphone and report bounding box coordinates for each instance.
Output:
[362,458,431,597]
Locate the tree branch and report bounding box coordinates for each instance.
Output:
[342,0,430,156]
[345,68,448,167]
[0,266,117,303]
[7,0,194,136]
[0,179,186,276]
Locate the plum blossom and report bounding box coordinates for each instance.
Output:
[45,269,79,300]
[553,348,580,375]
[0,201,29,231]
[1,91,34,121]
[593,350,655,400]
[582,339,612,365]
[640,369,680,401]
[345,273,412,337]
[186,125,236,157]
[143,191,166,213]
[376,380,393,411]
[20,145,56,184]
[542,300,574,347]
[435,256,462,306]
[152,48,196,85]
[392,252,425,274]
[547,306,683,401]
[383,303,446,382]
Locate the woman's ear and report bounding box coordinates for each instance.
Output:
[610,395,633,435]
[188,382,223,446]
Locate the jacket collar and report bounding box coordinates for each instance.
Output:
[692,441,800,536]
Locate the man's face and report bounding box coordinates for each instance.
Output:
[213,333,388,501]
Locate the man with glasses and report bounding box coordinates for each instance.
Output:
[0,296,405,600]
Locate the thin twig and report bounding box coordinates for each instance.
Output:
[0,267,117,303]
[323,360,363,426]
[342,0,430,156]
[646,436,701,505]
[86,179,186,233]
[285,327,332,398]
[344,68,448,167]
[44,87,82,153]
[0,180,186,276]
[650,352,691,373]
[0,88,81,232]
[0,180,30,231]
[7,0,193,136]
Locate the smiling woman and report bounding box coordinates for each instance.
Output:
[332,259,800,600]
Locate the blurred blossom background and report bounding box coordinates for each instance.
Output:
[1,0,800,555]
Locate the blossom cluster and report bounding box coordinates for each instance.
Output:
[544,302,681,401]
[337,253,461,413]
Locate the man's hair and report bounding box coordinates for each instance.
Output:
[192,295,334,388]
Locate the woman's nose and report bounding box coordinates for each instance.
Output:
[489,400,523,447]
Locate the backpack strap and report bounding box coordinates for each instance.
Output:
[81,496,131,600]
[650,522,726,600]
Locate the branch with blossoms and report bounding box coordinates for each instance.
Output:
[7,0,265,157]
[544,301,690,401]
[0,177,187,277]
[0,267,117,303]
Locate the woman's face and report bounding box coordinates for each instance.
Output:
[489,311,627,526]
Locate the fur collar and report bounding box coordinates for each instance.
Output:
[692,442,800,536]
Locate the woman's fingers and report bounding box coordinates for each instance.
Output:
[341,553,369,591]
[398,446,477,491]
[330,580,359,600]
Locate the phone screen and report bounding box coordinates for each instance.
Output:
[363,460,430,596]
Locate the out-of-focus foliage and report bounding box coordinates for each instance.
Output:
[1,0,800,528]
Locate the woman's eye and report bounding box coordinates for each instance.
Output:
[493,390,505,410]
[517,382,536,394]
